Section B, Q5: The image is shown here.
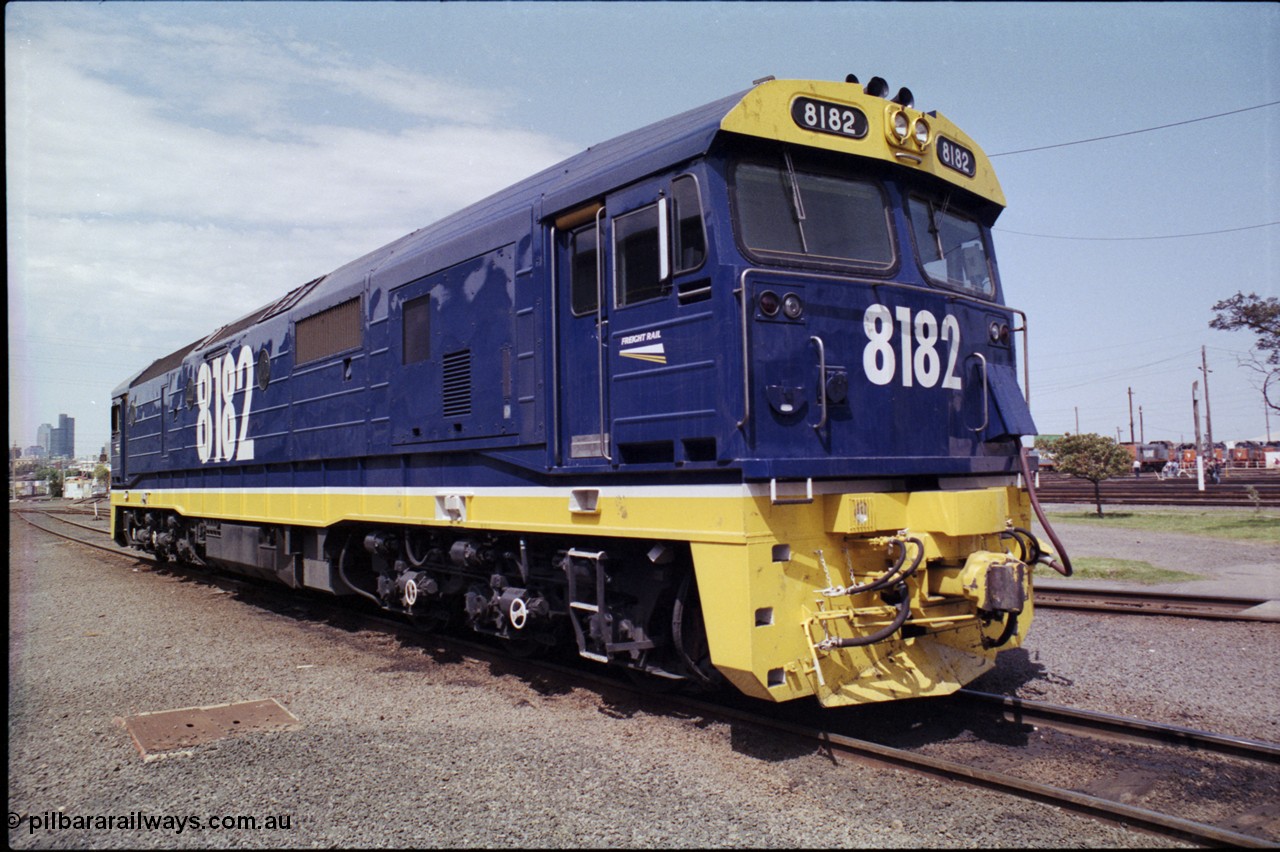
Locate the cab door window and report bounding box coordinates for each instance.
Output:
[614,205,663,307]
[569,224,599,316]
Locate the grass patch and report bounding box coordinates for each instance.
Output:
[1045,510,1280,543]
[1062,557,1205,584]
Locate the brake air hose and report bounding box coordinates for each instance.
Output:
[336,532,383,605]
[839,537,925,597]
[823,583,912,649]
[1019,445,1073,576]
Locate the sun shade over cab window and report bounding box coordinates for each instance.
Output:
[733,155,893,271]
[908,195,995,298]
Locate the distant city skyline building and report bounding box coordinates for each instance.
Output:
[49,413,75,458]
[37,423,52,454]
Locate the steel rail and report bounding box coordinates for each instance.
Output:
[22,508,113,536]
[1034,585,1277,622]
[669,694,1275,848]
[956,688,1280,763]
[13,510,136,561]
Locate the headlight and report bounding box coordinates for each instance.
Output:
[913,118,930,147]
[782,293,804,320]
[759,290,781,317]
[892,110,910,140]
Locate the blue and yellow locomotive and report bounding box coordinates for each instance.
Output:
[111,76,1067,707]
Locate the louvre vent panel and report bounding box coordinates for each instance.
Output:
[442,350,472,417]
[295,297,362,366]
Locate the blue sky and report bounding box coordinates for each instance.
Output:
[7,1,1278,458]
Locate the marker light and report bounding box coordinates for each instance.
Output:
[759,290,781,317]
[782,293,804,320]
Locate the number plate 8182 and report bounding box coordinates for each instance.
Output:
[790,96,869,140]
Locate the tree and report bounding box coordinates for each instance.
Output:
[1036,433,1132,516]
[1210,291,1280,413]
[37,466,64,499]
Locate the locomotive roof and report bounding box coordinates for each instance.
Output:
[119,78,1004,395]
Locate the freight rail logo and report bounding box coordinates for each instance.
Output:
[618,329,667,364]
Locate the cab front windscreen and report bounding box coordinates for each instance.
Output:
[906,194,995,298]
[731,153,894,273]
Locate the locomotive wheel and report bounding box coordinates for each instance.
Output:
[672,572,718,686]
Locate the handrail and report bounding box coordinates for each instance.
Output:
[595,206,611,462]
[735,272,752,429]
[810,335,828,431]
[967,351,989,434]
[549,226,561,467]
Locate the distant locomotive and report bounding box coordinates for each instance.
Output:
[111,75,1068,707]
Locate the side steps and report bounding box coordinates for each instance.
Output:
[563,548,657,664]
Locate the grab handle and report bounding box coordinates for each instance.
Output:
[810,335,827,431]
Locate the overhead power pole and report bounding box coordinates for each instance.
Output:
[1192,380,1204,491]
[1127,387,1135,445]
[1201,346,1214,460]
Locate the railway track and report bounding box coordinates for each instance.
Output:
[14,507,120,556]
[736,693,1279,848]
[14,504,1280,847]
[954,689,1280,763]
[1034,471,1280,508]
[1035,584,1279,622]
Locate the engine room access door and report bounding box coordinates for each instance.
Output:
[390,248,518,445]
[556,208,610,464]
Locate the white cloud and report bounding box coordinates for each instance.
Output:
[6,8,577,453]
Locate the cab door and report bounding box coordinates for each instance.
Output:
[603,176,719,466]
[555,174,718,470]
[555,204,610,465]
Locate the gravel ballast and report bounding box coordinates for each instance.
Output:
[10,509,1275,848]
